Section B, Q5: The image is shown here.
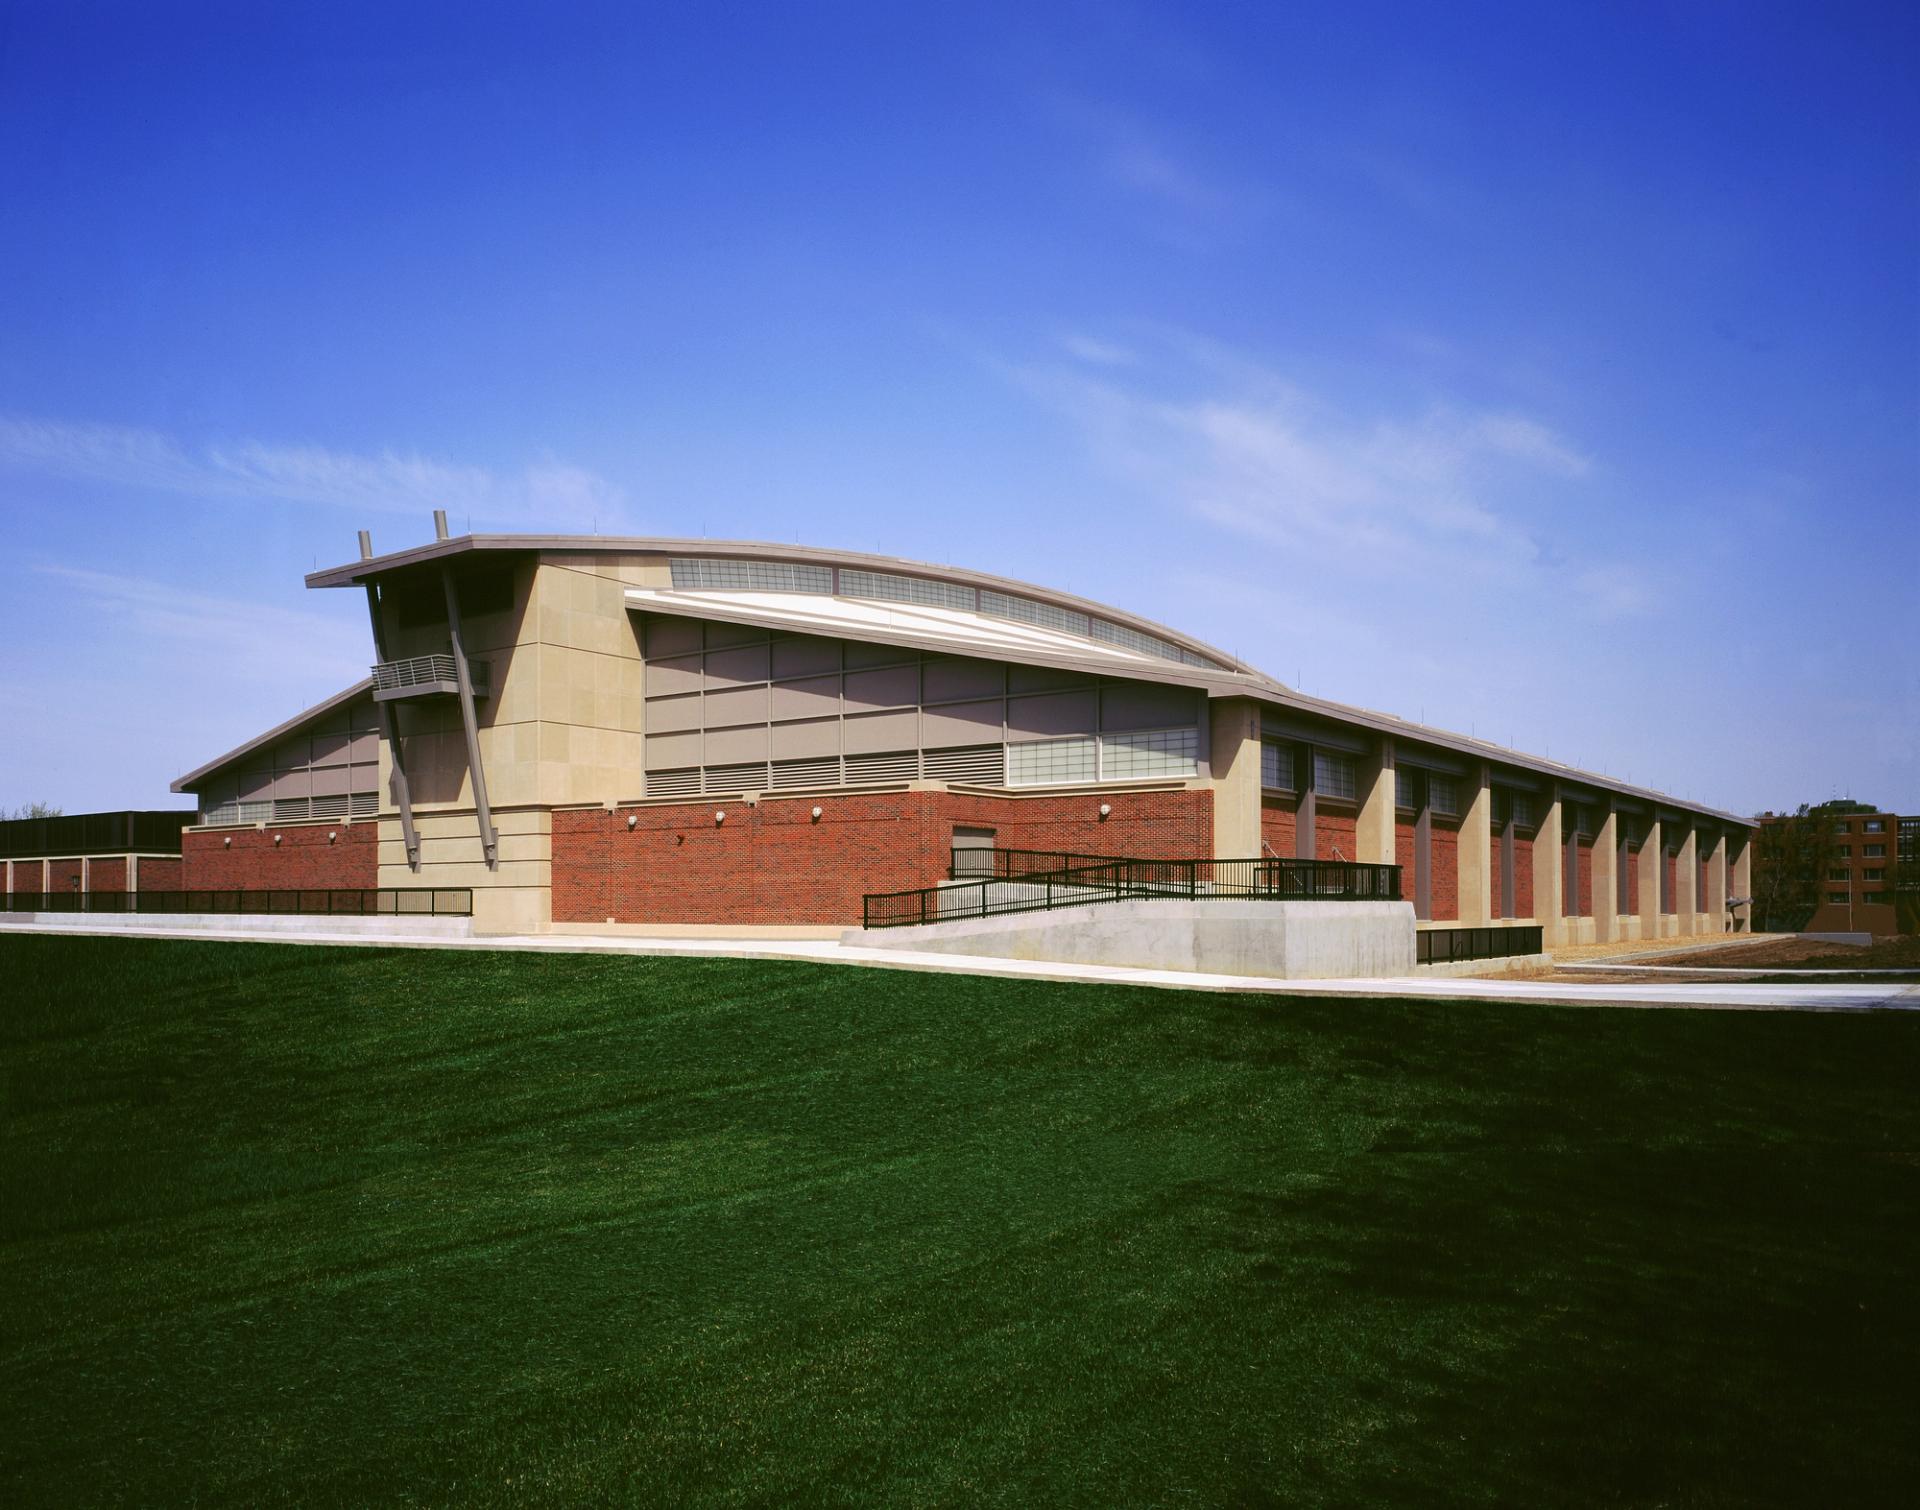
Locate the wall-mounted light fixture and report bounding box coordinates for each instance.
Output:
[1098,803,1112,819]
[810,806,823,822]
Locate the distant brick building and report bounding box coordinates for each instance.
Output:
[1756,803,1919,938]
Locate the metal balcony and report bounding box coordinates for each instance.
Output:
[371,653,490,702]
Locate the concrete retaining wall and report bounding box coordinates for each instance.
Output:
[844,899,1416,979]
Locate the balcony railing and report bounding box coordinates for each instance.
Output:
[371,653,489,701]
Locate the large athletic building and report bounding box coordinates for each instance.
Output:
[150,523,1754,939]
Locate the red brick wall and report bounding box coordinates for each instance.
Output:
[88,858,127,892]
[138,857,183,890]
[181,824,377,890]
[1314,808,1357,862]
[1514,835,1534,918]
[1262,796,1297,858]
[551,809,612,923]
[1430,822,1459,921]
[555,789,1214,926]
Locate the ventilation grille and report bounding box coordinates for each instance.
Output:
[769,756,841,790]
[844,750,919,783]
[646,768,703,798]
[704,762,769,794]
[922,745,1005,783]
[200,794,375,826]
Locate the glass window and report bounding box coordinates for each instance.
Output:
[669,557,833,593]
[978,591,1091,640]
[1313,751,1357,801]
[1101,728,1198,780]
[839,569,978,612]
[1261,742,1294,791]
[1007,736,1097,787]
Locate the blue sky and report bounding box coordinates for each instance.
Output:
[2,0,1914,816]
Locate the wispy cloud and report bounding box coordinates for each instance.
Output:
[32,565,367,688]
[0,415,629,529]
[1057,332,1140,367]
[1045,96,1258,242]
[1009,329,1644,617]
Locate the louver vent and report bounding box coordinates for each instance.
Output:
[704,762,770,794]
[646,768,702,798]
[769,756,841,790]
[843,750,919,783]
[922,745,1005,784]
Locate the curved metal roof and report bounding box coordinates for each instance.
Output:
[306,532,1273,685]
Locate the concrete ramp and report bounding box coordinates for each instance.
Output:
[844,899,1416,980]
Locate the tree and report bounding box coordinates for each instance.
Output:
[1752,802,1843,933]
[2,802,62,820]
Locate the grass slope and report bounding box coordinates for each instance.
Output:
[2,934,1916,1507]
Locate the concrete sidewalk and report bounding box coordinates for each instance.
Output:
[6,914,1917,1011]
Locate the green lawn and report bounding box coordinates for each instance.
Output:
[2,935,1916,1507]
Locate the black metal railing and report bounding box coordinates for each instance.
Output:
[864,855,1401,929]
[952,848,1132,881]
[0,810,194,859]
[1415,925,1543,965]
[2,888,473,917]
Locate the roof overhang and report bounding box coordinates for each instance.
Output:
[1245,684,1757,829]
[623,585,1280,695]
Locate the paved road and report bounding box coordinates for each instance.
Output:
[7,916,1918,1011]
